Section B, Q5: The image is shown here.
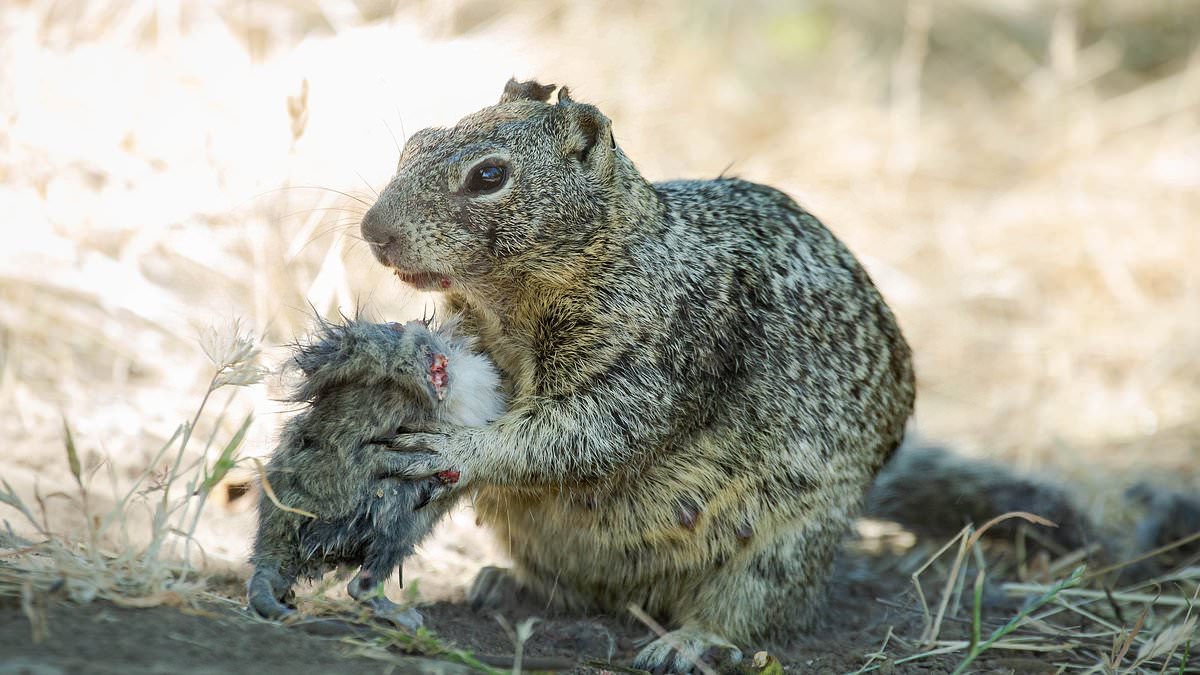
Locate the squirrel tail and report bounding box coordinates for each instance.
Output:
[864,441,1200,579]
[863,442,1097,554]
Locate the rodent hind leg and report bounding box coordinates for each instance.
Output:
[247,563,298,620]
[634,515,846,673]
[467,565,582,615]
[347,567,423,631]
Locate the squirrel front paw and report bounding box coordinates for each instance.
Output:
[363,432,460,481]
[378,429,474,485]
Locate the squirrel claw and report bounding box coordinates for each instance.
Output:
[365,444,457,481]
[633,628,742,675]
[348,573,424,632]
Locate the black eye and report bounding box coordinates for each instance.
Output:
[465,160,507,195]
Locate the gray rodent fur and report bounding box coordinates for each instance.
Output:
[247,316,504,628]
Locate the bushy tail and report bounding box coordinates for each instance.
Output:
[865,442,1200,579]
[864,443,1097,553]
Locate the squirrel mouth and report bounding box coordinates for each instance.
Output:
[394,269,453,290]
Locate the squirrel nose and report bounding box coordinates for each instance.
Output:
[360,205,396,264]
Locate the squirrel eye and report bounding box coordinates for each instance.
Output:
[464,160,507,195]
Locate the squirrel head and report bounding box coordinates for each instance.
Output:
[360,78,641,293]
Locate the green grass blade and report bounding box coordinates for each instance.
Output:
[951,565,1086,675]
[201,413,253,493]
[62,417,82,487]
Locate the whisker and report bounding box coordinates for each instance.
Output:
[353,171,380,198]
[272,206,366,224]
[254,185,373,207]
[395,110,408,147]
[383,118,403,157]
[290,219,367,257]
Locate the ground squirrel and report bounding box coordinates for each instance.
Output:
[248,317,504,629]
[357,78,914,672]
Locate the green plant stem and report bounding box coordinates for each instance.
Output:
[951,566,1087,675]
[145,374,217,563]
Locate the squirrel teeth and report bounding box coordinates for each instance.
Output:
[392,269,453,290]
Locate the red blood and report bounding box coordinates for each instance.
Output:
[436,470,460,484]
[439,277,452,289]
[429,353,449,400]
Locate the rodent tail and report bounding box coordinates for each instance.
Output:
[864,442,1097,554]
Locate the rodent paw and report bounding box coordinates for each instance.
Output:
[364,597,424,632]
[632,627,743,675]
[467,566,523,612]
[367,445,457,481]
[468,566,581,614]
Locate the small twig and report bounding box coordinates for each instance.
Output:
[1110,598,1151,670]
[854,626,896,674]
[252,458,317,519]
[911,525,970,643]
[627,604,717,675]
[1006,586,1195,609]
[1086,531,1200,580]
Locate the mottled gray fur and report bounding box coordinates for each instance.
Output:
[358,79,915,672]
[867,443,1200,584]
[1124,482,1200,577]
[247,317,503,628]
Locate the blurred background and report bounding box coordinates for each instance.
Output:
[1,0,1197,595]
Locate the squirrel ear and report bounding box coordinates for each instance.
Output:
[556,87,616,173]
[499,78,557,104]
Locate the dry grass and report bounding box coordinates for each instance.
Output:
[850,515,1198,673]
[1,0,1198,671]
[0,320,260,620]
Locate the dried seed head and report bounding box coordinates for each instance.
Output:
[199,319,265,388]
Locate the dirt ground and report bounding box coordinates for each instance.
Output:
[2,535,1089,672]
[1,542,1066,675]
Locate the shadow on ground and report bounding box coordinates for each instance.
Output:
[1,545,1052,675]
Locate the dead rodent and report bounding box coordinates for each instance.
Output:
[248,317,504,629]
[359,79,915,671]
